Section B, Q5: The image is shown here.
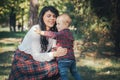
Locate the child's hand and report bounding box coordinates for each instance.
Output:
[34,27,41,34]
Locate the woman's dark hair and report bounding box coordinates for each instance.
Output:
[39,6,59,52]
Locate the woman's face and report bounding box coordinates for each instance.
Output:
[43,10,57,30]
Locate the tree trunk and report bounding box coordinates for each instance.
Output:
[9,7,16,32]
[28,0,39,28]
[111,0,120,57]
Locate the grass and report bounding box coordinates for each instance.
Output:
[0,27,120,80]
[78,58,120,80]
[0,27,26,80]
[0,51,12,79]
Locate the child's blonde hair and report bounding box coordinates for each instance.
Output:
[57,13,72,26]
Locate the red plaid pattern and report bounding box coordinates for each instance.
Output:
[44,29,75,60]
[8,49,60,80]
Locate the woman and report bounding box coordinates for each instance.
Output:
[8,6,67,80]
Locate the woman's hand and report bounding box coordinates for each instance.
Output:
[53,47,67,57]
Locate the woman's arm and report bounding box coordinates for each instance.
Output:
[53,47,67,57]
[32,47,67,62]
[18,25,53,61]
[23,25,66,62]
[29,25,54,61]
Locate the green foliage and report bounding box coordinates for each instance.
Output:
[0,1,120,80]
[0,0,29,26]
[0,0,119,54]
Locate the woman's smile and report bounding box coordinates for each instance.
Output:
[43,10,57,30]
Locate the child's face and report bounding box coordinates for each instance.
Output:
[56,17,68,31]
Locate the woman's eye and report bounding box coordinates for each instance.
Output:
[46,14,56,18]
[47,15,51,17]
[53,15,56,18]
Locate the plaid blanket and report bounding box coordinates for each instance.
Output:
[8,49,60,80]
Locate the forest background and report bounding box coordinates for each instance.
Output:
[0,0,120,80]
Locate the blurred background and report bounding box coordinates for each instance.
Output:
[0,0,120,80]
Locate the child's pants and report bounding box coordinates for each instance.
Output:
[58,59,82,80]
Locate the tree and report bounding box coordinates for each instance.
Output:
[28,0,39,28]
[89,0,120,57]
[110,0,120,57]
[0,0,26,32]
[9,7,16,32]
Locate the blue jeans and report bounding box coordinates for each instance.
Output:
[58,59,82,80]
